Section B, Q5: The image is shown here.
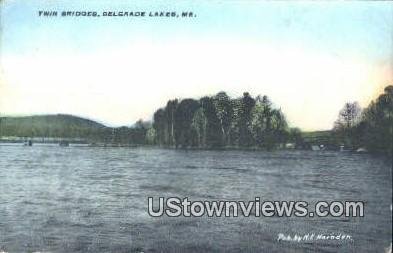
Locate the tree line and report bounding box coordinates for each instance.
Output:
[2,87,390,154]
[151,92,295,149]
[333,85,393,155]
[0,92,297,149]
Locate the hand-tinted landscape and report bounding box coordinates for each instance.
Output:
[1,1,392,252]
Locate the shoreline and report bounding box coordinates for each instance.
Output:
[0,140,382,153]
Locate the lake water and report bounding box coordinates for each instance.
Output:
[0,145,391,252]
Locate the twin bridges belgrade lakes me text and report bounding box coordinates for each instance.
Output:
[38,10,196,18]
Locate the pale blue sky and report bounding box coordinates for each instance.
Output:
[1,0,392,130]
[2,1,392,58]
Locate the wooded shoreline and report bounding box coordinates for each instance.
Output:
[1,86,391,156]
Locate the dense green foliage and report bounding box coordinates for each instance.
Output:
[152,92,290,149]
[333,85,393,155]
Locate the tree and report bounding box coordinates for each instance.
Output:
[153,108,167,145]
[200,96,223,147]
[251,96,267,147]
[130,119,150,144]
[174,99,200,148]
[145,127,156,145]
[288,128,303,148]
[238,92,256,147]
[333,102,362,148]
[360,85,393,154]
[191,108,207,147]
[333,86,392,154]
[229,98,242,146]
[165,99,178,146]
[270,109,288,147]
[334,102,362,130]
[213,92,233,145]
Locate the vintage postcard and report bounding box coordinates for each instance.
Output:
[0,1,392,252]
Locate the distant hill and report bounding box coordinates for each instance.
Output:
[0,114,107,139]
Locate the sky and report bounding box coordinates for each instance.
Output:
[0,0,392,130]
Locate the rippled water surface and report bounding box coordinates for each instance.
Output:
[0,145,391,252]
